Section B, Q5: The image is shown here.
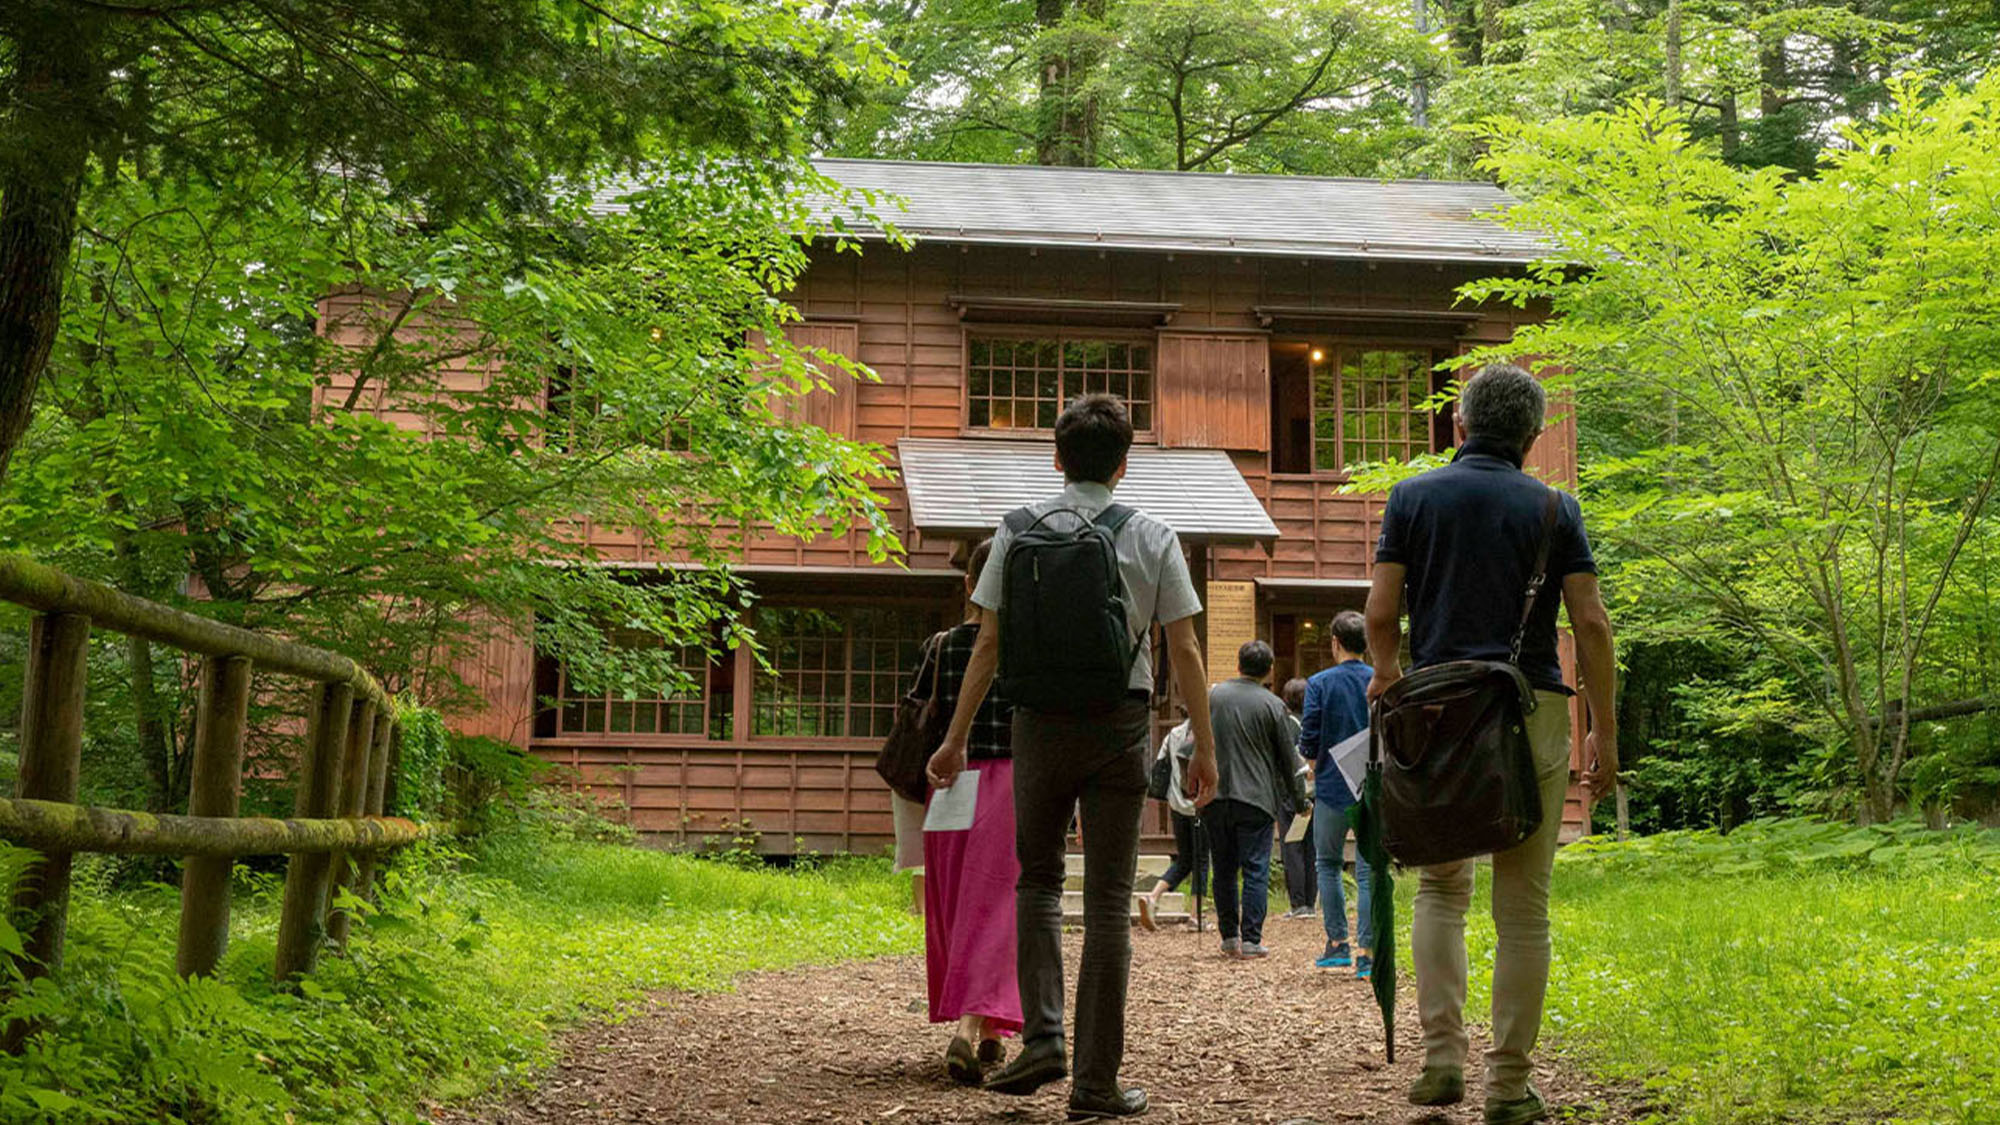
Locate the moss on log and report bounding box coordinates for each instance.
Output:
[0,553,390,712]
[0,797,441,857]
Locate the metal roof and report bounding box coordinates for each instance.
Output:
[896,438,1279,543]
[589,158,1549,265]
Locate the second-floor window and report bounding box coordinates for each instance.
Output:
[967,334,1154,433]
[1271,343,1447,474]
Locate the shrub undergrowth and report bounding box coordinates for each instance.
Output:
[0,822,921,1122]
[1450,818,2000,1124]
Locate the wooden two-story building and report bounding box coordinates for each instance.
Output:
[455,159,1586,854]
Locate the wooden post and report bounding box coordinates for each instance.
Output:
[273,682,352,985]
[323,697,377,948]
[8,613,89,989]
[352,715,396,904]
[175,655,253,978]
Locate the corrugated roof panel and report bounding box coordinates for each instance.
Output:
[896,438,1280,543]
[590,158,1550,265]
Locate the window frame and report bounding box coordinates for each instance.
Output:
[746,599,947,745]
[531,597,950,750]
[1268,337,1455,481]
[959,325,1159,440]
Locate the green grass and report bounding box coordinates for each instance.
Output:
[1443,820,2000,1124]
[0,827,922,1123]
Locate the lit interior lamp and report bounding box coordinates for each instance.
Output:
[1310,348,1325,363]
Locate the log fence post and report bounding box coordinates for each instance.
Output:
[323,697,378,948]
[175,655,253,978]
[3,612,90,1053]
[273,682,353,984]
[10,613,91,976]
[352,714,396,905]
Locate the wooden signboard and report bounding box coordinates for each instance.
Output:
[1205,580,1259,673]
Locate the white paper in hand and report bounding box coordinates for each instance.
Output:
[923,769,980,832]
[1331,728,1371,802]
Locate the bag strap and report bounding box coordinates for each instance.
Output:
[916,630,948,702]
[1507,488,1563,666]
[1092,503,1136,537]
[1002,506,1036,535]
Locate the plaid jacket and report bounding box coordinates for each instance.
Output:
[913,622,1015,759]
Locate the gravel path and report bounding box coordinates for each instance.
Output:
[435,912,1638,1124]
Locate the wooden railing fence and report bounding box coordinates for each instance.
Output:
[0,554,442,998]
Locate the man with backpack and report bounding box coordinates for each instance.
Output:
[1364,363,1618,1125]
[927,393,1218,1121]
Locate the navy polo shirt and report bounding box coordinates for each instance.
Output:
[1374,436,1596,693]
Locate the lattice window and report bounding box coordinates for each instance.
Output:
[1312,348,1437,473]
[967,335,1154,432]
[752,606,939,739]
[552,630,734,740]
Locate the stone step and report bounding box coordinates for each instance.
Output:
[1063,853,1173,888]
[1057,888,1193,921]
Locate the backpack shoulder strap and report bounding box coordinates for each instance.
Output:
[1001,506,1036,535]
[1507,488,1563,666]
[1092,503,1136,537]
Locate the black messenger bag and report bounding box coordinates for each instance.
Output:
[1372,489,1560,868]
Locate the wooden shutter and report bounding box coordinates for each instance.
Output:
[1156,332,1270,451]
[764,321,860,436]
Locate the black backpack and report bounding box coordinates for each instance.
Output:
[997,504,1139,714]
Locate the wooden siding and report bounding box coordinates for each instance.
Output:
[767,320,861,436]
[1157,332,1271,450]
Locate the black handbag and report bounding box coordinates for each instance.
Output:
[873,631,948,804]
[1372,489,1559,868]
[1146,745,1174,801]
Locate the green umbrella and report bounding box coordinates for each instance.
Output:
[1350,763,1397,1062]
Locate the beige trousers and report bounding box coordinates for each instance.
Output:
[1410,689,1573,1101]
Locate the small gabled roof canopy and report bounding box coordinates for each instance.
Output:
[897,438,1279,544]
[809,158,1547,265]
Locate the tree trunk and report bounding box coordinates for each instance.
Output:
[1664,0,1682,107]
[0,15,102,486]
[1717,93,1741,162]
[1034,0,1104,166]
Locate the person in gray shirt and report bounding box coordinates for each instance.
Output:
[927,394,1218,1121]
[1201,641,1305,960]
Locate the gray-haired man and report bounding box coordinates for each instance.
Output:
[1363,363,1618,1125]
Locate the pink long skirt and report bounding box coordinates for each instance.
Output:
[922,758,1023,1036]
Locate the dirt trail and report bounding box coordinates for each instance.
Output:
[435,912,1637,1124]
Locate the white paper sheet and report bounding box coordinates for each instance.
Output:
[923,769,980,832]
[1331,728,1371,802]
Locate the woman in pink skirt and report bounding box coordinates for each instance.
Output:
[915,539,1021,1085]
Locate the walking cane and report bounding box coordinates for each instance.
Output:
[1192,815,1206,933]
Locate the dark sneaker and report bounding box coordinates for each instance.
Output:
[984,1041,1067,1096]
[1407,1065,1466,1107]
[1484,1085,1548,1125]
[1067,1084,1148,1120]
[1355,953,1374,980]
[1315,941,1352,969]
[1237,942,1271,959]
[1220,937,1241,959]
